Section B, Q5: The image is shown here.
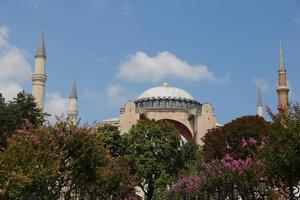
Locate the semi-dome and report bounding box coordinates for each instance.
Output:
[137,81,194,100]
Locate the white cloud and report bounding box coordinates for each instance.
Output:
[106,84,127,107]
[44,92,69,122]
[0,25,32,100]
[118,51,225,82]
[254,78,270,92]
[0,47,32,81]
[0,81,22,100]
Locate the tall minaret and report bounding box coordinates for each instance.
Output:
[32,33,47,110]
[257,86,264,117]
[68,80,78,125]
[276,40,289,109]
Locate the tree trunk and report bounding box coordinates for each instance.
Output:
[146,182,154,200]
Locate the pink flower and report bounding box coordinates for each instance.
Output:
[259,141,265,149]
[277,104,284,112]
[224,154,234,162]
[169,176,202,194]
[244,157,252,168]
[242,139,247,148]
[220,155,253,174]
[248,137,257,145]
[59,131,65,138]
[263,175,269,182]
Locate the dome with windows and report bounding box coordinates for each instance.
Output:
[134,81,200,110]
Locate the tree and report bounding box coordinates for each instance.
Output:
[0,91,47,149]
[199,116,271,199]
[0,121,108,199]
[99,155,138,199]
[262,104,300,196]
[96,125,138,199]
[0,94,7,149]
[97,125,126,157]
[179,140,203,176]
[7,91,46,129]
[59,123,107,199]
[0,124,61,199]
[202,115,271,161]
[126,119,182,200]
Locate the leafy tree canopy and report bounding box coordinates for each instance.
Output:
[0,91,47,149]
[126,119,183,200]
[96,124,126,157]
[262,104,300,188]
[202,115,271,161]
[0,121,107,199]
[179,140,203,176]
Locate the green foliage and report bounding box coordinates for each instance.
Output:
[0,125,61,199]
[97,125,126,157]
[180,140,202,175]
[126,119,182,200]
[202,115,271,161]
[0,94,7,149]
[262,104,300,188]
[7,91,46,128]
[0,121,107,199]
[0,91,47,149]
[176,116,272,198]
[99,155,137,199]
[0,107,203,199]
[96,125,139,199]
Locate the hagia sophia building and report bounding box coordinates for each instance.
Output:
[31,34,289,145]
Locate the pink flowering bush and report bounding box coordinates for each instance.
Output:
[261,104,300,196]
[169,142,266,197]
[0,120,109,199]
[220,154,253,175]
[169,176,203,194]
[168,160,224,197]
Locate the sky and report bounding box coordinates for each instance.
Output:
[0,0,300,125]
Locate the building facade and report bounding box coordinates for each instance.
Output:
[99,81,217,145]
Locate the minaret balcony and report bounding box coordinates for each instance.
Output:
[32,74,47,82]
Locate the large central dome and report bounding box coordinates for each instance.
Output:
[137,81,194,100]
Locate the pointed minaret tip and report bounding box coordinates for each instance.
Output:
[70,79,78,99]
[36,32,46,58]
[279,40,286,71]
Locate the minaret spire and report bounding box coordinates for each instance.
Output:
[68,79,78,125]
[36,32,46,58]
[32,33,47,110]
[257,87,263,117]
[276,40,289,109]
[70,79,78,99]
[279,40,285,71]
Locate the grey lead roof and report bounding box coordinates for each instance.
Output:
[279,40,286,71]
[257,87,263,107]
[36,32,46,58]
[70,80,78,99]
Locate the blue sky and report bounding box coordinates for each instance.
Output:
[0,0,300,124]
